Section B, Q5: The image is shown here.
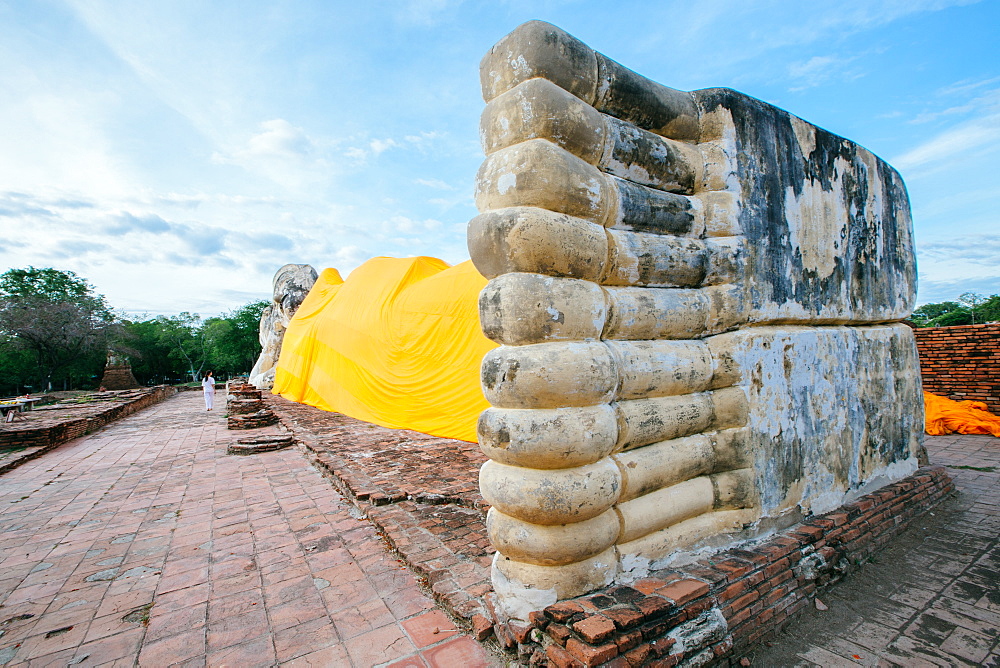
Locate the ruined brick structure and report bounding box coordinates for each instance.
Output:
[914,323,1000,414]
[0,387,174,474]
[99,363,140,390]
[471,21,925,622]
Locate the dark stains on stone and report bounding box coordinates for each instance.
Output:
[694,88,915,321]
[612,178,695,236]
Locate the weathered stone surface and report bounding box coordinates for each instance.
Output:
[722,324,923,518]
[486,507,620,566]
[480,458,621,525]
[471,20,921,617]
[479,20,701,140]
[478,405,618,470]
[492,548,619,621]
[249,263,318,389]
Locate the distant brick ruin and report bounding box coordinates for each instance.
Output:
[99,352,140,390]
[470,21,925,621]
[915,323,1000,414]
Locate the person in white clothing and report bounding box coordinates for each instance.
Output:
[203,371,216,410]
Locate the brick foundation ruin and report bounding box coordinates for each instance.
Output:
[227,434,295,455]
[493,466,953,666]
[99,363,140,390]
[0,387,175,474]
[226,382,278,430]
[914,323,1000,414]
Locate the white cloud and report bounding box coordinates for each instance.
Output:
[369,138,400,155]
[415,178,455,190]
[631,0,982,89]
[893,88,1000,172]
[212,119,331,190]
[894,115,1000,171]
[919,234,1000,267]
[786,54,865,91]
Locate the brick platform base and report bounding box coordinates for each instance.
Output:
[498,466,955,667]
[228,398,265,415]
[260,396,956,666]
[0,387,175,474]
[227,410,279,430]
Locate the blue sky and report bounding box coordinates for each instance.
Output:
[1,0,997,316]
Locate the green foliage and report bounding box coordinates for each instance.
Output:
[205,300,268,375]
[0,266,268,392]
[912,293,1000,327]
[120,300,267,384]
[0,267,110,312]
[0,267,117,392]
[931,309,973,326]
[154,312,209,383]
[0,335,36,394]
[120,318,181,385]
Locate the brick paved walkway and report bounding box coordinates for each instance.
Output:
[264,395,494,630]
[747,433,999,667]
[0,391,495,667]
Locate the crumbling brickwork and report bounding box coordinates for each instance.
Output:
[0,387,175,473]
[914,323,1000,414]
[99,364,140,390]
[495,466,953,667]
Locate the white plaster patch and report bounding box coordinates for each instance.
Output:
[782,157,850,280]
[789,115,817,158]
[497,172,516,195]
[491,556,558,623]
[618,552,652,581]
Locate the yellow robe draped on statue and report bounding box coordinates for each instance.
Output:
[273,257,496,442]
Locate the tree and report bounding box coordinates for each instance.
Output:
[911,293,1000,327]
[120,318,182,386]
[0,267,118,391]
[205,300,268,375]
[154,312,209,382]
[958,292,987,324]
[0,334,36,395]
[911,301,961,326]
[982,295,1000,323]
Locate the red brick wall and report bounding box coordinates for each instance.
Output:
[492,467,954,667]
[913,324,1000,414]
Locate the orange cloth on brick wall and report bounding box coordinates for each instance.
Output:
[924,391,1000,437]
[272,257,497,443]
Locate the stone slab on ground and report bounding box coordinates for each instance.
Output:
[0,391,498,667]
